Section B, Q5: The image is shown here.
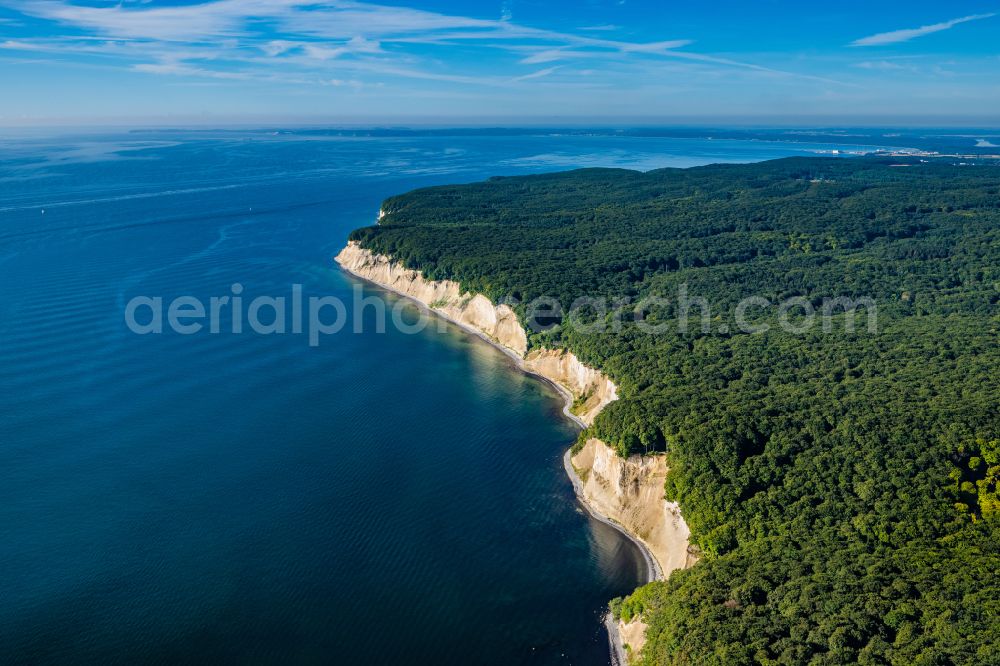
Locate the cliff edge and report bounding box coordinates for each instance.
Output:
[336,240,693,664]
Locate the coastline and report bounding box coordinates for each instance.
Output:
[336,245,665,664]
[604,613,628,666]
[338,256,593,430]
[562,449,662,583]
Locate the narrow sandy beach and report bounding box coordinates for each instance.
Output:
[563,449,662,583]
[337,260,660,566]
[337,258,662,664]
[338,259,592,429]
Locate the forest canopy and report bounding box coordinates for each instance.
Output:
[349,157,1000,665]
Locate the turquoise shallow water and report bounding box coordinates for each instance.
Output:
[0,130,877,664]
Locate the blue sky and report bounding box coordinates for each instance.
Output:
[0,0,998,124]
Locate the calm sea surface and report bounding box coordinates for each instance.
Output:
[0,131,875,664]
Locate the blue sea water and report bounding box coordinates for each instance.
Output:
[0,130,883,664]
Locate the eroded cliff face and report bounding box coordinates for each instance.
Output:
[523,350,617,427]
[617,618,648,664]
[572,438,693,578]
[335,244,622,429]
[336,242,528,357]
[337,241,692,663]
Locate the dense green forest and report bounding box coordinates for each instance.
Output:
[348,157,1000,665]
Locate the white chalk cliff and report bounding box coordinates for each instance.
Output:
[571,438,695,578]
[336,241,528,356]
[336,240,693,662]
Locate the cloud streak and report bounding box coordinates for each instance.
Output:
[0,0,839,90]
[513,66,559,81]
[850,13,996,47]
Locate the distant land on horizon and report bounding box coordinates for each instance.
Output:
[116,126,1000,159]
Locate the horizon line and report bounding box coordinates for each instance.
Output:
[2,115,1000,131]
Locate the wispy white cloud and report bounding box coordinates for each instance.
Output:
[520,49,598,64]
[0,0,841,90]
[323,78,367,88]
[7,0,250,41]
[301,36,382,61]
[500,0,512,22]
[854,60,908,70]
[133,61,252,79]
[513,65,558,81]
[618,39,693,53]
[850,13,996,47]
[261,40,299,57]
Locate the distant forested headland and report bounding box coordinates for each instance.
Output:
[349,157,1000,664]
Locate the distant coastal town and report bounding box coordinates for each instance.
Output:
[812,147,1000,161]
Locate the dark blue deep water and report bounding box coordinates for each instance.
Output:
[0,131,874,664]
